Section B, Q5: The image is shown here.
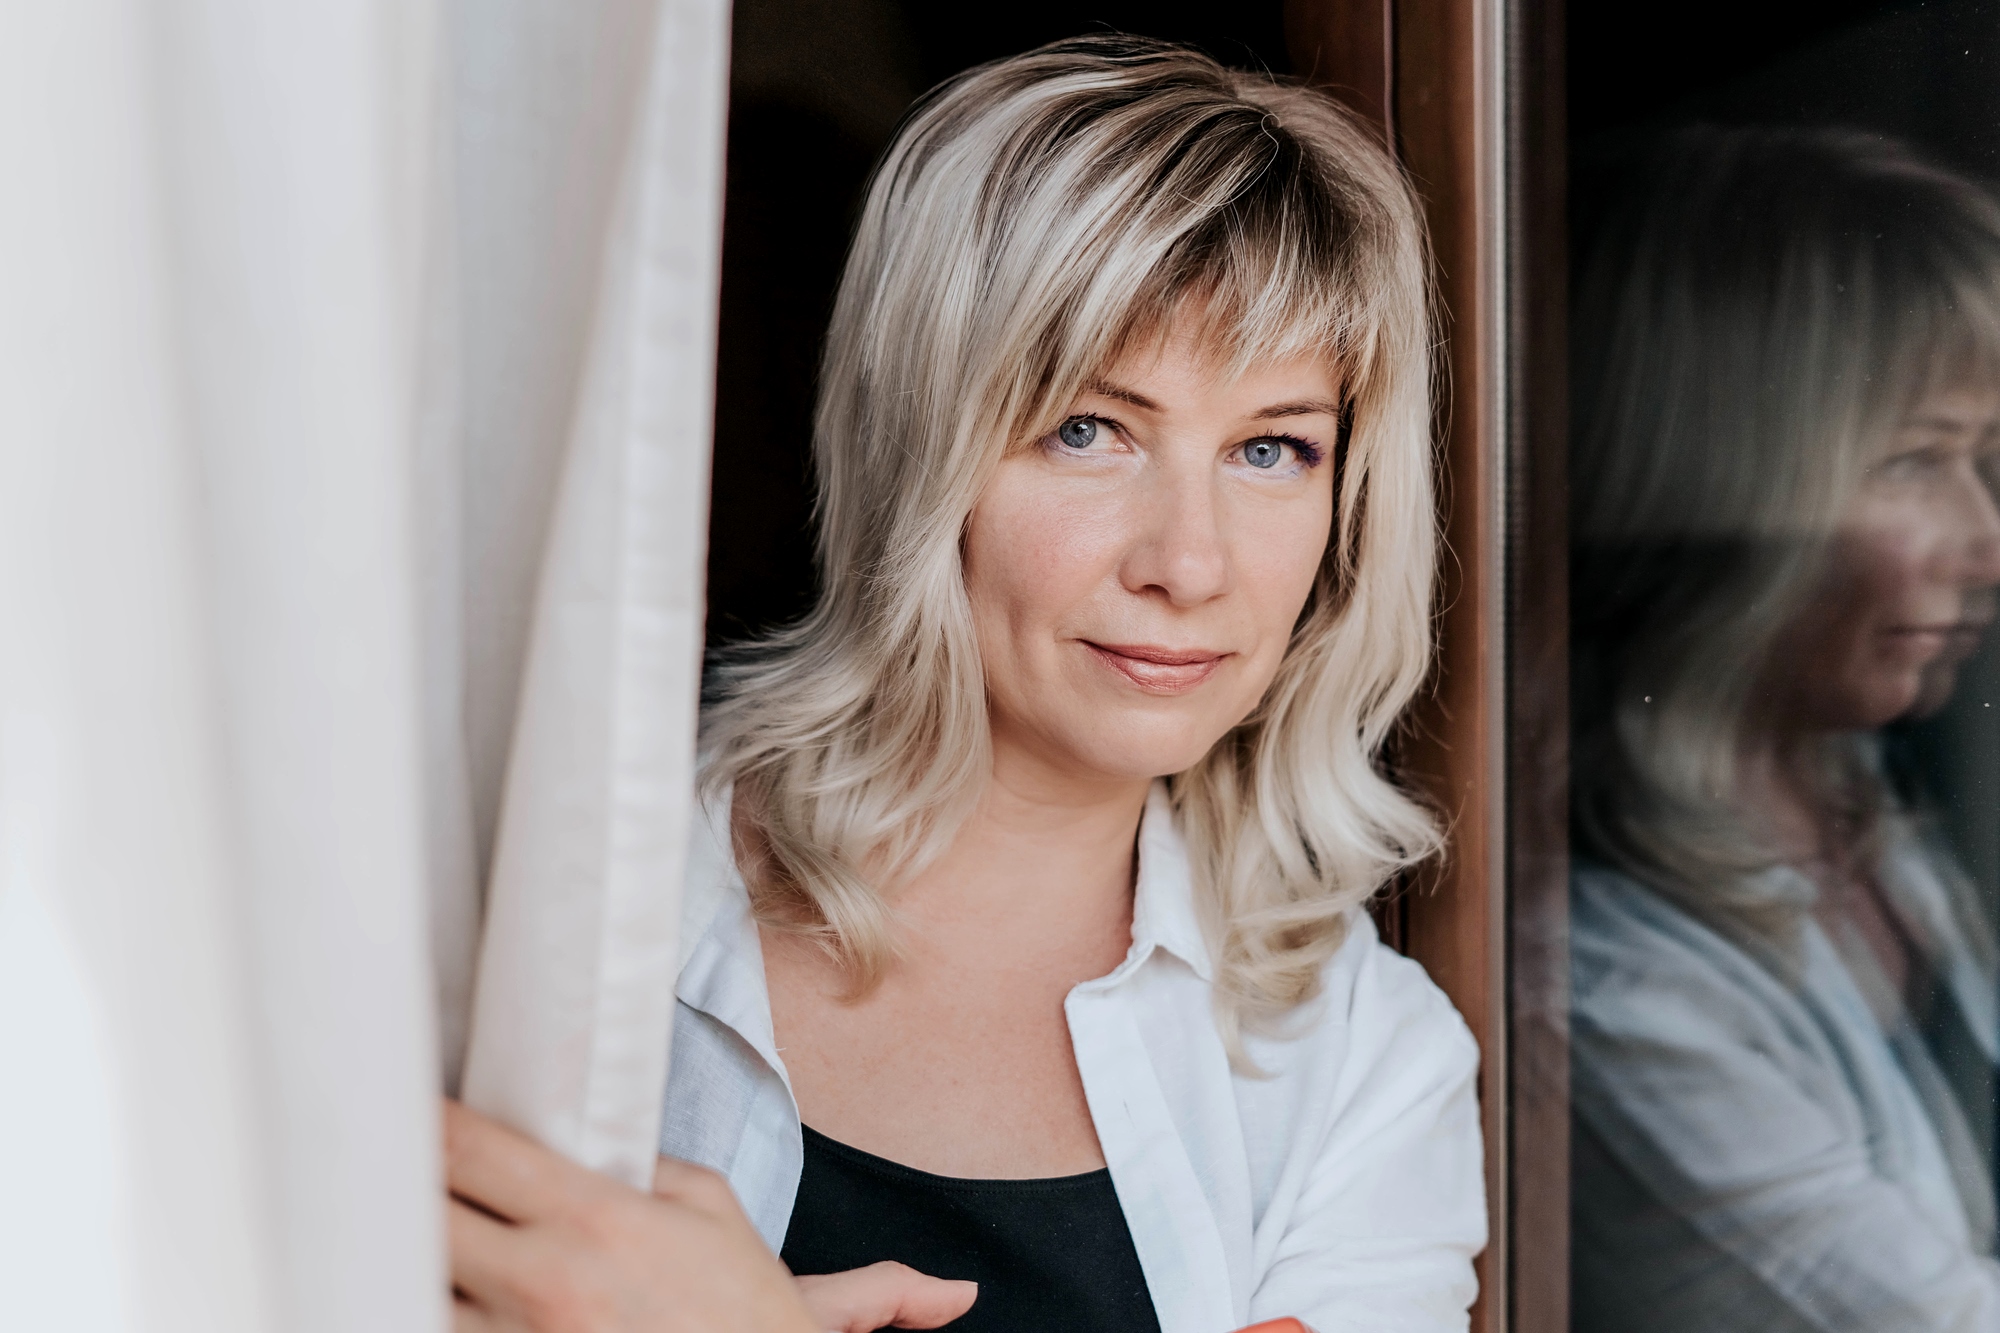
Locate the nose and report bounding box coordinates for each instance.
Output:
[1956,465,2000,592]
[1119,457,1231,608]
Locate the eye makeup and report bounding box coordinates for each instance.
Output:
[1036,414,1330,473]
[1250,432,1325,468]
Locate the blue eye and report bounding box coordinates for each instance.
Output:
[1057,417,1098,449]
[1243,438,1286,469]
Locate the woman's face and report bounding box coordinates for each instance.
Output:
[1773,384,2000,731]
[963,322,1341,786]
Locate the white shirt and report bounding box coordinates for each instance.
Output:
[660,784,1486,1333]
[1571,839,2000,1332]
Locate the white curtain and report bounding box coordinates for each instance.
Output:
[0,0,730,1328]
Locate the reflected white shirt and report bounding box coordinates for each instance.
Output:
[659,784,1486,1333]
[1571,839,2000,1333]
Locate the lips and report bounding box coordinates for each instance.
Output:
[1884,619,1992,665]
[1082,641,1228,693]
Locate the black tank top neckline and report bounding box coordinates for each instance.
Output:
[780,1123,1163,1333]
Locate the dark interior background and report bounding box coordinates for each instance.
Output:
[704,0,1291,651]
[1569,1,2000,227]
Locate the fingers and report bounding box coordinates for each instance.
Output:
[451,1296,507,1333]
[446,1194,541,1316]
[442,1099,606,1225]
[442,1111,821,1333]
[794,1262,979,1333]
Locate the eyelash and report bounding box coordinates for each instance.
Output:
[1052,416,1327,470]
[1874,447,1949,478]
[1249,432,1325,469]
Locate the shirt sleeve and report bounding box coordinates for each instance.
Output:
[1247,940,1487,1333]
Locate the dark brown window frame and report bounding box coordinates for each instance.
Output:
[1284,3,1570,1330]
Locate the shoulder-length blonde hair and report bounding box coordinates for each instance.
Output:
[1572,126,2000,943]
[702,35,1439,1050]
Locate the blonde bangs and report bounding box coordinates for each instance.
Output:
[979,77,1416,446]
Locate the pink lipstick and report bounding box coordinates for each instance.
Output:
[1082,641,1228,694]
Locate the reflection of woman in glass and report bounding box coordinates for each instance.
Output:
[1571,127,2000,1331]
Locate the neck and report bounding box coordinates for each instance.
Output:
[892,731,1153,937]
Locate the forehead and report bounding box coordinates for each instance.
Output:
[1091,308,1343,403]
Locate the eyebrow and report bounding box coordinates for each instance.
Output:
[1085,379,1342,420]
[1902,415,1995,435]
[1087,379,1160,410]
[1254,398,1343,419]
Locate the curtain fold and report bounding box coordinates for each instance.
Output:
[457,0,730,1187]
[0,0,729,1324]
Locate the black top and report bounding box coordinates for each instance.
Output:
[780,1124,1163,1333]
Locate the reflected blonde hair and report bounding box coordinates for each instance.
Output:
[1572,127,2000,940]
[702,36,1439,1051]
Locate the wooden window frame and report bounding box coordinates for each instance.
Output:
[1284,3,1570,1330]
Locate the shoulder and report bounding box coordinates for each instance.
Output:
[1567,861,1819,1072]
[1308,914,1481,1170]
[1325,912,1480,1102]
[1569,861,1703,987]
[1135,785,1473,1078]
[1233,912,1487,1324]
[1232,910,1480,1167]
[1252,910,1477,1077]
[1569,860,1781,999]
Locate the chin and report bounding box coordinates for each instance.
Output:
[1842,675,1927,729]
[1906,661,1967,720]
[1068,715,1233,782]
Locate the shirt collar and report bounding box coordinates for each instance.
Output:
[675,778,1217,1020]
[675,792,787,1075]
[1129,780,1214,983]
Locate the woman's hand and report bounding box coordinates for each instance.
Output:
[794,1263,977,1333]
[446,1099,816,1333]
[443,1100,974,1333]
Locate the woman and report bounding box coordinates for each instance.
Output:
[1568,126,2000,1331]
[448,36,1484,1333]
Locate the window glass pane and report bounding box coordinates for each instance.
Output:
[1566,5,2000,1328]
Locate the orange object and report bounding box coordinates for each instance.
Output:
[1232,1322,1309,1333]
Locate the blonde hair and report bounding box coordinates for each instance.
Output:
[1572,126,2000,941]
[702,35,1439,1051]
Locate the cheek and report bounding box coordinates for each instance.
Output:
[1788,526,1934,726]
[1802,528,1920,647]
[1839,497,1953,612]
[962,461,1126,656]
[1854,531,1933,606]
[1228,492,1335,652]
